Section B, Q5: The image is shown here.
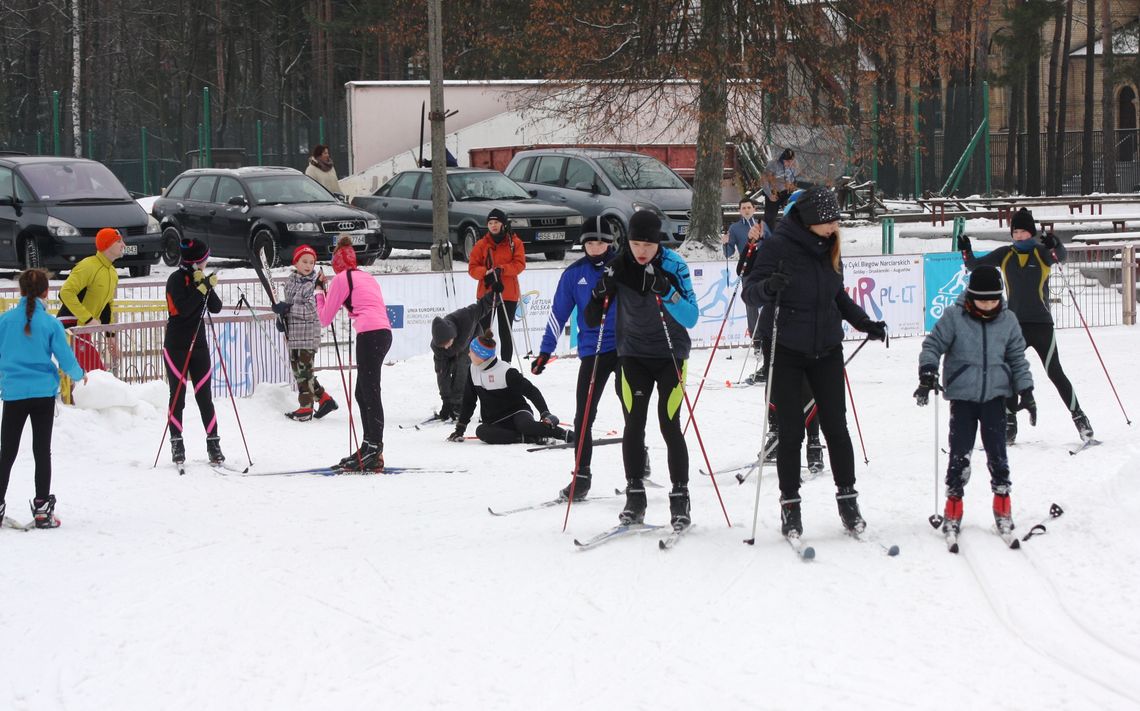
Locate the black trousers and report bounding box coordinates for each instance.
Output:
[476,410,559,444]
[165,346,218,439]
[356,329,392,446]
[769,344,855,497]
[480,298,519,363]
[1006,322,1080,415]
[946,398,1010,498]
[0,397,55,501]
[436,351,471,413]
[572,350,622,471]
[620,357,688,488]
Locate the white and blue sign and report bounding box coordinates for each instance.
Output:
[922,251,989,331]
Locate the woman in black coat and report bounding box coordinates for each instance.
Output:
[742,187,887,539]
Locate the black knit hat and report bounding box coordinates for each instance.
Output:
[431,316,457,346]
[1010,208,1036,235]
[967,265,1004,299]
[579,215,615,244]
[179,237,210,264]
[628,210,663,244]
[792,186,842,226]
[487,208,508,224]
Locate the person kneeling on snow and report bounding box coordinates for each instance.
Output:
[448,330,572,446]
[915,265,1034,540]
[430,293,493,423]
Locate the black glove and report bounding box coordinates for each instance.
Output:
[482,270,499,288]
[591,267,618,302]
[540,411,559,427]
[271,302,292,316]
[491,278,505,294]
[644,264,674,297]
[860,319,888,341]
[1017,388,1037,426]
[913,369,942,407]
[764,270,791,296]
[447,422,468,442]
[957,234,972,253]
[531,352,552,375]
[1042,232,1060,249]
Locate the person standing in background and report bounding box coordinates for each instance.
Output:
[305,144,343,195]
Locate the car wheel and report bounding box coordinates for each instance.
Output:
[250,229,280,269]
[545,249,566,261]
[128,264,152,278]
[161,227,182,267]
[358,253,377,266]
[604,215,627,249]
[378,241,392,260]
[457,225,479,262]
[22,237,42,269]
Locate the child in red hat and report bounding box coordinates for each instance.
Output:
[272,245,337,421]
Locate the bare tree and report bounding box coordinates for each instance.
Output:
[1100,0,1116,191]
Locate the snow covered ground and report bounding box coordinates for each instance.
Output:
[2,314,1138,708]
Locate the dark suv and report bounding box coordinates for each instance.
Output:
[0,154,163,276]
[151,166,385,268]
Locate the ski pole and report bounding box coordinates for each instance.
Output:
[928,395,943,529]
[562,295,610,532]
[320,269,361,469]
[152,289,211,469]
[745,291,781,545]
[517,294,534,358]
[736,301,763,384]
[204,309,253,471]
[234,289,289,364]
[1052,260,1131,425]
[735,400,817,485]
[652,293,732,528]
[843,368,869,464]
[683,279,742,436]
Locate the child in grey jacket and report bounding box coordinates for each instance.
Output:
[274,245,337,421]
[914,265,1034,539]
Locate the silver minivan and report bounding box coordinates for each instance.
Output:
[505,148,691,246]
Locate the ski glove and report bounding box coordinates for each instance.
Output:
[531,352,552,375]
[482,268,502,288]
[1042,232,1060,249]
[643,263,674,297]
[591,267,618,302]
[957,234,972,253]
[271,302,292,316]
[447,422,468,442]
[193,270,218,295]
[491,278,505,294]
[540,411,559,427]
[860,319,888,342]
[913,369,942,407]
[764,270,791,296]
[1017,388,1037,426]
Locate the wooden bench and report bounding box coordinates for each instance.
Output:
[915,197,988,226]
[987,195,1140,226]
[1035,215,1140,234]
[1071,231,1140,245]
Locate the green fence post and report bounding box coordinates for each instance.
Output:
[318,116,325,145]
[889,218,896,254]
[51,91,61,156]
[86,129,94,159]
[951,216,966,251]
[141,127,149,195]
[202,87,212,168]
[983,81,992,196]
[256,120,264,166]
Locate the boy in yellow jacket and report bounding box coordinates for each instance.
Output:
[57,227,124,368]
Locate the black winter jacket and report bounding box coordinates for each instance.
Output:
[165,267,223,350]
[741,216,871,357]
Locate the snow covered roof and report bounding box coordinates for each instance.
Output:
[1070,22,1139,56]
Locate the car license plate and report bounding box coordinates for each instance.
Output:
[123,244,138,255]
[340,233,367,246]
[535,231,565,241]
[676,224,688,236]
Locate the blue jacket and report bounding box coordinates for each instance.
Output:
[540,252,617,357]
[0,297,85,401]
[725,218,765,258]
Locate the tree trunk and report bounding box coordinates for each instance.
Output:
[1044,3,1064,194]
[1026,44,1042,195]
[1053,0,1073,194]
[1081,0,1095,193]
[687,0,728,252]
[427,0,451,271]
[1006,82,1019,192]
[1100,0,1116,191]
[71,0,81,156]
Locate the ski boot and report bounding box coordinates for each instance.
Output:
[836,486,866,534]
[340,441,384,472]
[285,406,314,422]
[314,392,339,419]
[780,496,803,537]
[1072,410,1094,442]
[942,496,963,535]
[618,479,647,525]
[669,486,691,532]
[993,493,1015,534]
[31,495,60,529]
[170,436,186,465]
[206,436,225,465]
[558,468,591,502]
[1005,411,1018,445]
[806,435,824,475]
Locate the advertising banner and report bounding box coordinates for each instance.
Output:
[922,251,988,331]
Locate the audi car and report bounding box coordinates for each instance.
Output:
[351,168,582,261]
[0,154,163,276]
[151,166,385,267]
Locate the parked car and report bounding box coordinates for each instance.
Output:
[505,148,693,246]
[0,154,163,276]
[351,168,583,261]
[151,166,384,268]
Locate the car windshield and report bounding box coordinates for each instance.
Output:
[595,155,688,190]
[446,172,530,201]
[246,175,336,204]
[19,161,132,201]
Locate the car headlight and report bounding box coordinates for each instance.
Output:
[632,202,666,218]
[147,215,160,233]
[286,222,319,233]
[366,219,381,230]
[566,215,584,226]
[46,216,80,238]
[511,217,529,228]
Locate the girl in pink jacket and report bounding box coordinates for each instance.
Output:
[316,236,392,471]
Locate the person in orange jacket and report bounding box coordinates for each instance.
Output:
[467,208,526,362]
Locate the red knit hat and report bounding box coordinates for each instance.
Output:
[292,244,317,265]
[331,244,357,273]
[95,228,122,252]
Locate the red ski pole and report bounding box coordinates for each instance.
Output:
[844,368,870,464]
[683,279,740,436]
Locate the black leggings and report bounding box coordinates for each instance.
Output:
[620,357,688,487]
[476,410,559,444]
[1006,322,1080,414]
[0,397,55,501]
[946,398,1009,498]
[165,346,217,439]
[480,299,518,363]
[572,350,622,470]
[769,344,855,497]
[355,329,392,446]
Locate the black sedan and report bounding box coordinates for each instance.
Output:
[151,166,385,268]
[0,154,162,276]
[351,168,582,261]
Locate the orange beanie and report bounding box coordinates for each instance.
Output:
[95,228,122,252]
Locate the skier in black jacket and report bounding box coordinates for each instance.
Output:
[430,293,493,422]
[960,207,1093,444]
[742,186,887,538]
[164,238,224,466]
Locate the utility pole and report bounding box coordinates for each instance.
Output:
[428,0,452,271]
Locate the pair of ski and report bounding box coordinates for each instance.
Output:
[242,465,467,477]
[399,414,455,431]
[756,530,899,562]
[939,503,1063,553]
[572,522,691,551]
[176,461,248,476]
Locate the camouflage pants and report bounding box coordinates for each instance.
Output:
[289,349,326,407]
